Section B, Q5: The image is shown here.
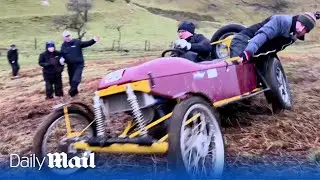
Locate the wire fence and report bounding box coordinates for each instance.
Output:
[0,38,174,61]
[1,29,319,63]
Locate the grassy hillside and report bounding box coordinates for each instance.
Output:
[0,0,184,69]
[0,0,120,18]
[131,0,319,24]
[0,0,319,70]
[1,0,320,174]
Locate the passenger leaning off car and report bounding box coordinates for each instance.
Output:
[230,11,319,64]
[173,21,212,62]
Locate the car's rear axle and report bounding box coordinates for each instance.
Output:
[86,136,154,146]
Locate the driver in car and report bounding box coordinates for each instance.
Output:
[230,11,319,64]
[173,21,212,62]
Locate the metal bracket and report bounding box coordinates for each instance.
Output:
[254,64,271,90]
[148,72,155,88]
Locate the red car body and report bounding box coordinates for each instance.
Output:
[98,57,258,103]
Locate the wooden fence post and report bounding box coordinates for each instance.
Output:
[112,40,115,50]
[145,40,147,51]
[35,38,37,50]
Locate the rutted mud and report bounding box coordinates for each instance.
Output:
[0,54,319,175]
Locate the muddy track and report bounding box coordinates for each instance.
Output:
[0,58,150,158]
[0,54,319,176]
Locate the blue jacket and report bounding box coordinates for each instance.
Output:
[244,15,298,55]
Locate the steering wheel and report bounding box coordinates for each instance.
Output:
[161,49,186,57]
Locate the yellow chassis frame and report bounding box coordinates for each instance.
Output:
[61,36,253,154]
[211,35,233,55]
[65,87,261,154]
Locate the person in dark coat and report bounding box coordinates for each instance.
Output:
[60,31,100,97]
[173,21,212,62]
[7,44,20,77]
[39,41,64,99]
[230,12,319,64]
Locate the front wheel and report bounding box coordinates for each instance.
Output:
[32,105,97,176]
[168,96,225,179]
[264,57,293,113]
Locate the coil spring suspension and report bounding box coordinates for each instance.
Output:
[126,84,148,136]
[93,93,105,136]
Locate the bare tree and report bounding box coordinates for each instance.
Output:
[53,14,87,40]
[66,0,93,22]
[52,0,93,40]
[116,25,123,50]
[105,24,124,51]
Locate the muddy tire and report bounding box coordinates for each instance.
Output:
[264,56,293,113]
[211,23,246,59]
[32,105,97,176]
[168,96,225,179]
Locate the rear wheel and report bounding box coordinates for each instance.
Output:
[264,57,293,113]
[168,97,225,179]
[32,105,97,176]
[211,24,246,59]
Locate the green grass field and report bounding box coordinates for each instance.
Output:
[131,0,319,24]
[0,0,319,70]
[0,0,222,70]
[1,0,320,171]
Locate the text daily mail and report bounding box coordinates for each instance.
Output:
[10,152,96,170]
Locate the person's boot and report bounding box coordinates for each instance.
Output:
[55,91,64,97]
[45,96,54,100]
[11,75,19,80]
[69,88,78,97]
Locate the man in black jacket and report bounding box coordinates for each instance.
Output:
[60,31,100,97]
[39,41,64,99]
[7,44,20,77]
[173,21,212,62]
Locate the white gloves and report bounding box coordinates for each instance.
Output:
[59,57,65,65]
[93,36,100,42]
[174,39,191,50]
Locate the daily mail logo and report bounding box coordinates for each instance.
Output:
[10,152,96,170]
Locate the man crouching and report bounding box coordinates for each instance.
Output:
[38,41,64,100]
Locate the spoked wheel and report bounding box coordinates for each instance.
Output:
[214,32,234,59]
[168,97,225,179]
[210,23,246,59]
[32,106,97,175]
[264,56,293,113]
[276,67,290,103]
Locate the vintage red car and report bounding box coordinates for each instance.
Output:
[33,24,292,179]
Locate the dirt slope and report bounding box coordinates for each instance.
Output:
[0,53,320,175]
[0,57,150,157]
